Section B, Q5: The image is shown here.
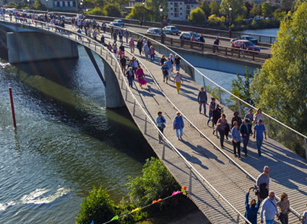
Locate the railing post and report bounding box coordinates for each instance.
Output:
[125,84,128,100]
[304,138,307,161]
[236,214,240,224]
[238,101,242,118]
[133,99,136,116]
[144,115,147,134]
[189,169,192,194]
[162,141,165,160]
[267,117,270,138]
[202,76,206,89]
[218,87,222,104]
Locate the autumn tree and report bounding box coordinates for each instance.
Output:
[210,0,220,15]
[200,0,211,17]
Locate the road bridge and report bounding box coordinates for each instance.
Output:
[1,16,307,224]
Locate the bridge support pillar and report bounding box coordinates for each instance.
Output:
[6,32,78,64]
[102,58,125,109]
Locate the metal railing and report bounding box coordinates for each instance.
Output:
[0,16,252,223]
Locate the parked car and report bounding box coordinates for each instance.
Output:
[179,31,201,41]
[231,40,260,52]
[113,19,124,26]
[146,28,166,37]
[109,21,124,29]
[230,35,258,45]
[162,26,179,35]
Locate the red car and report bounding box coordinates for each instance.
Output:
[231,40,260,52]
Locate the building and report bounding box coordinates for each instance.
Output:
[167,0,198,21]
[128,0,143,8]
[40,0,78,11]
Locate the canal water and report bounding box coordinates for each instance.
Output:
[0,46,155,224]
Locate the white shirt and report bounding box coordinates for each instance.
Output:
[260,198,278,221]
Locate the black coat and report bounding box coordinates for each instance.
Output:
[240,123,252,138]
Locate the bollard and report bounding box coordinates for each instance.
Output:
[9,86,17,128]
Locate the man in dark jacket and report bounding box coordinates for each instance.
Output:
[240,118,252,156]
[197,87,207,116]
[231,111,242,128]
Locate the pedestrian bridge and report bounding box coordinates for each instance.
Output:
[1,16,307,224]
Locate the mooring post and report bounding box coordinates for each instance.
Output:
[9,86,16,128]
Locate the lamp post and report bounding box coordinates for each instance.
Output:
[159,4,164,44]
[27,0,30,9]
[80,1,83,13]
[229,5,232,38]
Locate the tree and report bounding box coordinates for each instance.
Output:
[126,4,152,20]
[261,2,273,17]
[220,0,244,21]
[104,3,121,17]
[76,187,116,224]
[200,0,211,17]
[281,0,293,11]
[250,4,261,16]
[33,0,47,10]
[189,7,206,24]
[244,1,252,17]
[273,8,287,20]
[251,3,307,151]
[144,0,168,22]
[210,0,220,15]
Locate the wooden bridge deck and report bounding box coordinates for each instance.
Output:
[1,17,306,223]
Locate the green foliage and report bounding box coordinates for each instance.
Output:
[273,9,287,20]
[16,0,28,9]
[261,2,273,17]
[126,4,152,20]
[219,0,244,20]
[281,0,293,11]
[244,1,252,17]
[250,4,261,16]
[76,187,116,224]
[200,0,211,18]
[235,15,245,25]
[127,157,180,208]
[208,14,224,25]
[251,3,307,155]
[85,7,106,15]
[85,0,104,8]
[104,3,121,17]
[209,0,220,15]
[33,0,47,10]
[144,0,168,22]
[189,7,206,24]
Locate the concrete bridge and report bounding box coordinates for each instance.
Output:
[1,17,307,224]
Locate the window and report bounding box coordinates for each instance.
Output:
[170,2,173,4]
[59,1,63,7]
[171,13,173,15]
[180,13,182,15]
[174,3,178,7]
[65,1,68,7]
[170,8,173,10]
[54,1,58,6]
[180,7,182,10]
[174,13,179,17]
[174,8,178,12]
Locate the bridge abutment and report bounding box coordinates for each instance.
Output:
[102,58,125,109]
[6,31,78,64]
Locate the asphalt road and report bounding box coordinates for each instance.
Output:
[125,25,272,54]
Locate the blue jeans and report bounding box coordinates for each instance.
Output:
[199,102,206,115]
[242,137,249,154]
[265,220,274,224]
[207,113,214,128]
[256,139,263,156]
[176,128,183,138]
[151,54,155,61]
[128,76,133,87]
[176,64,180,71]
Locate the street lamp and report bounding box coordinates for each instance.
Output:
[159,4,164,44]
[142,0,145,6]
[229,5,232,38]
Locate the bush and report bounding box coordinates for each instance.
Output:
[33,0,47,10]
[189,7,206,24]
[104,3,121,17]
[126,157,180,210]
[126,4,152,21]
[235,15,245,25]
[86,7,105,16]
[76,187,116,224]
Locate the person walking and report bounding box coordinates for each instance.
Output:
[257,165,270,201]
[197,87,207,116]
[144,43,150,60]
[253,119,267,156]
[173,112,184,140]
[120,55,126,74]
[214,37,220,52]
[245,108,254,134]
[245,187,261,224]
[136,65,147,88]
[207,98,216,128]
[166,58,173,79]
[129,38,135,53]
[100,34,105,46]
[137,38,143,56]
[240,118,252,156]
[302,204,307,224]
[124,29,129,43]
[277,193,290,224]
[160,55,167,65]
[241,42,246,57]
[260,192,279,224]
[231,121,241,158]
[161,62,169,83]
[126,67,134,88]
[173,72,183,94]
[150,46,155,62]
[216,114,228,148]
[174,55,181,72]
[231,111,242,129]
[254,108,265,124]
[113,43,118,59]
[156,112,166,143]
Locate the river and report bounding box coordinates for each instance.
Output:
[242,28,279,37]
[0,45,155,224]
